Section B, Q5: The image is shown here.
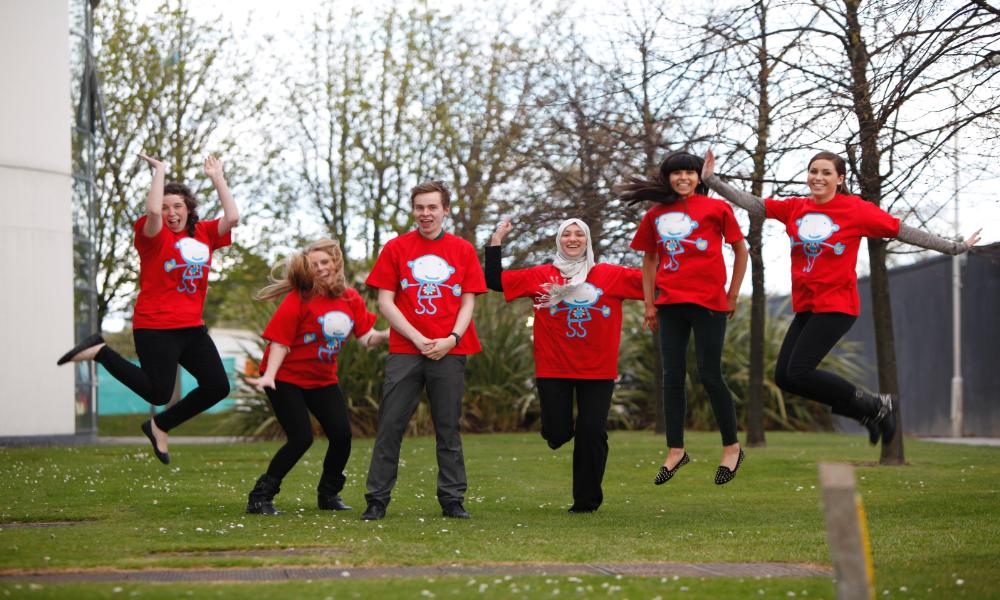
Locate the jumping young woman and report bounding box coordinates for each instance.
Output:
[244,238,388,515]
[701,149,981,447]
[486,218,644,513]
[57,154,239,465]
[619,150,749,486]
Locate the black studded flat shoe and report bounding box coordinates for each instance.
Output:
[654,452,690,485]
[56,333,105,365]
[714,449,745,485]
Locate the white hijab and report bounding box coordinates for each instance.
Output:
[535,218,596,309]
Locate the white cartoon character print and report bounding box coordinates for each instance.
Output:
[164,238,211,293]
[791,213,845,272]
[655,212,708,271]
[548,283,611,338]
[311,310,353,362]
[400,254,461,315]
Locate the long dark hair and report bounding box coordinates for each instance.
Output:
[807,151,850,195]
[615,151,708,205]
[163,182,200,236]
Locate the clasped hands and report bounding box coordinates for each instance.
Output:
[413,334,457,360]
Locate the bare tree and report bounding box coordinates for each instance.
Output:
[787,0,1000,463]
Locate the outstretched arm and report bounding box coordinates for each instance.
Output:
[138,154,166,237]
[727,240,749,318]
[485,219,513,292]
[896,225,981,255]
[205,156,239,236]
[701,149,766,219]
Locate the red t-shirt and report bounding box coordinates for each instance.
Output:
[259,287,377,388]
[132,216,232,330]
[366,230,487,354]
[502,263,644,379]
[630,194,744,311]
[765,194,900,315]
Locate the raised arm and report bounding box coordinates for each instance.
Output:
[205,156,239,236]
[701,149,766,219]
[485,219,513,292]
[138,153,166,237]
[896,225,981,256]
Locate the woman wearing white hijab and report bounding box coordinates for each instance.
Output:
[485,218,643,513]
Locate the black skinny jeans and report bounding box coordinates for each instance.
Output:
[95,326,230,431]
[658,303,739,449]
[537,378,614,511]
[773,311,867,420]
[264,381,352,495]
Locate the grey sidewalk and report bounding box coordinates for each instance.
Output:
[920,437,1000,447]
[0,562,832,584]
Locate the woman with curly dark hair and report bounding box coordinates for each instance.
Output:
[57,154,239,466]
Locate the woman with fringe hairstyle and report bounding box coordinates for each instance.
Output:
[619,150,749,486]
[701,149,981,451]
[57,154,239,466]
[244,238,388,515]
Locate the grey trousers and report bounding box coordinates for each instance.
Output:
[365,353,468,506]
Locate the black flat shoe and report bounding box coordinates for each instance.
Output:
[567,505,597,513]
[654,452,690,485]
[441,502,470,519]
[862,393,896,445]
[715,449,745,485]
[140,420,170,465]
[56,333,104,365]
[361,501,386,521]
[318,495,352,511]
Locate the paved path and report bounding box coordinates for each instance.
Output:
[921,437,1000,447]
[0,562,830,584]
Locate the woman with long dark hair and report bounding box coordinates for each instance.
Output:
[701,149,981,447]
[486,218,644,513]
[244,238,388,515]
[618,150,749,486]
[57,154,239,465]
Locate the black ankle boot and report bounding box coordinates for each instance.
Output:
[859,392,897,446]
[246,474,282,515]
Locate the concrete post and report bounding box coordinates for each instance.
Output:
[818,462,874,600]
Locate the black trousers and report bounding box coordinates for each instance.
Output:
[658,303,739,448]
[774,311,868,420]
[95,325,230,432]
[537,377,614,511]
[264,381,352,496]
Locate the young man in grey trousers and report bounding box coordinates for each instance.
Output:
[361,180,486,520]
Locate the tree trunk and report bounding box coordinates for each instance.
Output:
[746,214,767,446]
[843,0,904,464]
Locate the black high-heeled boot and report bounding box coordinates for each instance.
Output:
[246,474,283,515]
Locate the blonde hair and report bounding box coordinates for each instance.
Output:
[256,238,347,301]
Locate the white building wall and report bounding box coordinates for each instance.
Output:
[0,1,75,436]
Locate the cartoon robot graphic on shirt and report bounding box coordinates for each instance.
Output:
[305,310,353,362]
[655,212,708,271]
[163,238,211,294]
[791,213,845,272]
[548,283,611,338]
[400,254,462,315]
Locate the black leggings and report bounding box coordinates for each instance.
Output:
[95,326,230,432]
[774,311,868,420]
[264,381,352,495]
[658,303,739,448]
[537,378,614,511]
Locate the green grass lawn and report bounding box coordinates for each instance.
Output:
[97,411,238,437]
[1,431,998,598]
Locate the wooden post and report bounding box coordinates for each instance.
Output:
[818,462,875,600]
